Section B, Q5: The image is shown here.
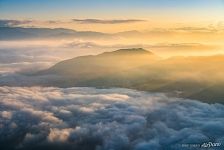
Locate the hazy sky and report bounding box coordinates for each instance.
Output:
[1,0,224,21]
[1,0,224,33]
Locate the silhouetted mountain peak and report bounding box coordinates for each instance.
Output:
[101,48,154,56]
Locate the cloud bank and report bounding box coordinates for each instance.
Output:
[0,20,33,27]
[73,19,146,24]
[0,19,63,28]
[0,87,223,150]
[0,46,62,74]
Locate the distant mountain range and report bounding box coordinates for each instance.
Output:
[33,48,224,104]
[0,27,159,41]
[0,27,147,40]
[0,27,111,40]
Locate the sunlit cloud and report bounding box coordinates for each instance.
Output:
[172,27,217,32]
[72,19,146,24]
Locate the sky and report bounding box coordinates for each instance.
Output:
[1,0,224,21]
[0,0,224,33]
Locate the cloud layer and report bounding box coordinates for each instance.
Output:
[0,19,62,28]
[73,19,146,24]
[0,20,33,27]
[0,46,62,74]
[0,87,223,150]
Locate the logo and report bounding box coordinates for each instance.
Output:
[201,142,221,148]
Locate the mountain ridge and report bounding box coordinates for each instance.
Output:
[34,48,224,104]
[38,48,158,76]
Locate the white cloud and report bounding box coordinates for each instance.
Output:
[48,128,75,142]
[0,87,223,150]
[0,111,12,119]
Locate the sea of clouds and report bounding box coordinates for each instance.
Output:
[0,87,223,150]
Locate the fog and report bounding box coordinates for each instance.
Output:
[0,37,223,74]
